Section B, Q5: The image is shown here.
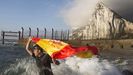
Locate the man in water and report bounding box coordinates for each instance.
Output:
[26,37,60,75]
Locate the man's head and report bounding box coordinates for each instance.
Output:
[32,44,43,57]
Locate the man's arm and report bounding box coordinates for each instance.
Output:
[26,37,33,56]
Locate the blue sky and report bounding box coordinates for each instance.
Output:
[0,0,71,31]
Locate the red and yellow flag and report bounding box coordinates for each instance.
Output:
[32,37,98,59]
[73,46,98,58]
[32,38,76,59]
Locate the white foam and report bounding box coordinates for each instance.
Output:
[3,58,40,75]
[3,57,122,75]
[53,57,122,75]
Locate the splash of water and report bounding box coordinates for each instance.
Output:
[68,57,122,75]
[3,58,40,75]
[2,57,122,75]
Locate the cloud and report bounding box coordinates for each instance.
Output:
[61,0,133,29]
[61,0,99,29]
[103,0,133,21]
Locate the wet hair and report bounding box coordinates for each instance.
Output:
[32,44,43,52]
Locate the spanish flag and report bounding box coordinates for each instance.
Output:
[32,37,76,59]
[32,37,98,59]
[73,46,98,58]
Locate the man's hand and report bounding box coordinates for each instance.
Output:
[55,60,60,65]
[26,37,33,56]
[28,37,32,41]
[52,59,60,65]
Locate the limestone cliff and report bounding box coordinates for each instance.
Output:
[72,2,133,39]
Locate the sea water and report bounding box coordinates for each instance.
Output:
[0,45,132,75]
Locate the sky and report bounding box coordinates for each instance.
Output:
[0,0,70,31]
[0,0,133,32]
[104,0,133,22]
